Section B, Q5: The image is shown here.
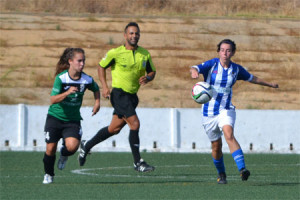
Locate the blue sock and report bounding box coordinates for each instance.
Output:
[212,156,225,174]
[232,149,246,171]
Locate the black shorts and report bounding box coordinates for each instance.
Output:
[110,88,139,119]
[44,114,82,143]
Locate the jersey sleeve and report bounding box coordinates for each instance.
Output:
[237,65,253,81]
[50,76,62,96]
[99,49,116,68]
[87,79,100,92]
[191,58,218,74]
[146,53,156,73]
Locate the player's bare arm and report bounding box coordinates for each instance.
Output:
[92,90,101,116]
[250,76,279,88]
[98,66,111,99]
[50,86,78,104]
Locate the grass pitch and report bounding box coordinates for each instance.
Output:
[0,152,299,200]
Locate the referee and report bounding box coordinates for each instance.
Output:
[79,22,156,172]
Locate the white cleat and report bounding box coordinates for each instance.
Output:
[42,174,53,184]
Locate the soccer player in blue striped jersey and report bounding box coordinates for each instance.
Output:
[190,39,278,184]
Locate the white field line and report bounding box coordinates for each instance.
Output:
[1,164,299,181]
[70,164,300,180]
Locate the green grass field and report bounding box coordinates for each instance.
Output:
[0,152,299,200]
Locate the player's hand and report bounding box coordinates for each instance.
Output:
[92,101,100,116]
[102,87,110,99]
[67,86,78,94]
[139,76,149,85]
[271,83,279,88]
[190,68,199,79]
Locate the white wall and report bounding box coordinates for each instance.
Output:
[0,104,299,153]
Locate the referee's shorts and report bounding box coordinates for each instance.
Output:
[110,88,139,119]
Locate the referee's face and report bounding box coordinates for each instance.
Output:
[124,26,140,47]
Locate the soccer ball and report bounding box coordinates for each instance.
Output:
[191,82,213,104]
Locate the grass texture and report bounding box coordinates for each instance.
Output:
[0,152,299,200]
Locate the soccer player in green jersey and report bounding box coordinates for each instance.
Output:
[79,22,156,172]
[43,48,100,184]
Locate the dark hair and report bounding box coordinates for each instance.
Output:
[217,39,236,52]
[124,22,140,33]
[55,48,85,76]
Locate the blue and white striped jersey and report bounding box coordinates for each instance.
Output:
[192,58,253,117]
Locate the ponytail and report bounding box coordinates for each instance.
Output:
[55,48,85,76]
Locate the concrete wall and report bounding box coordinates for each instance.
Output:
[0,104,299,153]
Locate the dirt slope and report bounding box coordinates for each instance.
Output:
[0,14,299,109]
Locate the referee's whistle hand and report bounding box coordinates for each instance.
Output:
[139,76,148,85]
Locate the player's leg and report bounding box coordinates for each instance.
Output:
[43,115,62,184]
[125,114,154,172]
[78,115,126,166]
[123,95,154,172]
[58,137,80,170]
[220,110,250,181]
[124,114,141,163]
[211,138,227,184]
[85,114,126,150]
[222,125,240,153]
[43,142,57,184]
[203,115,227,184]
[58,122,81,170]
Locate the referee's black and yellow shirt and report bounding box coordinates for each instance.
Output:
[99,45,156,94]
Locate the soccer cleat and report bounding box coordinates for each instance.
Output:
[134,159,155,172]
[42,174,53,184]
[217,172,227,184]
[57,148,68,170]
[78,140,90,166]
[240,168,251,181]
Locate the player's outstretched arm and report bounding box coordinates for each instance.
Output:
[250,76,279,88]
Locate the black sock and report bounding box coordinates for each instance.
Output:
[43,153,55,176]
[60,145,75,156]
[85,126,112,151]
[129,130,141,164]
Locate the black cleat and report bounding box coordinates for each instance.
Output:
[240,168,250,181]
[78,140,90,166]
[217,172,227,184]
[134,159,155,172]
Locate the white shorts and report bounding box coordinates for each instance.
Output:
[202,109,236,142]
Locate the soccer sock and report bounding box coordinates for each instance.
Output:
[43,153,55,176]
[232,149,246,171]
[85,126,112,151]
[129,129,141,164]
[60,145,75,156]
[212,156,226,174]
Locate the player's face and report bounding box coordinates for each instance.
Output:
[69,53,85,73]
[218,43,235,64]
[124,26,140,47]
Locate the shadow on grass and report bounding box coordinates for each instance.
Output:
[89,179,207,185]
[252,182,300,187]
